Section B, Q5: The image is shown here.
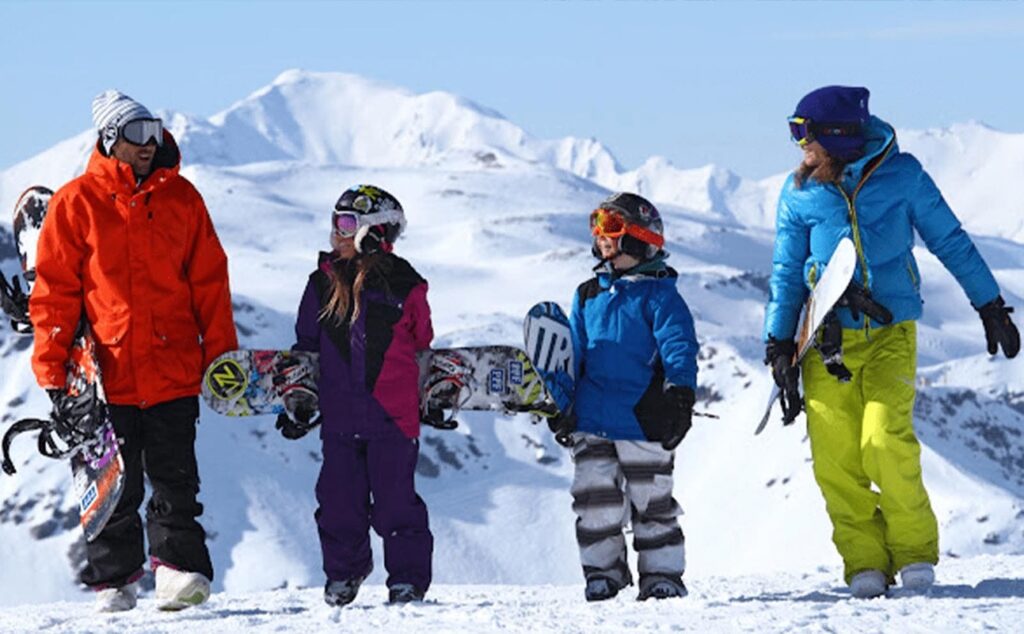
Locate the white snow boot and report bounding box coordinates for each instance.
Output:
[849,569,888,599]
[155,565,211,611]
[899,562,935,592]
[95,583,137,612]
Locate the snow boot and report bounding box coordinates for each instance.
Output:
[324,574,368,607]
[584,576,621,602]
[155,565,211,611]
[899,562,935,592]
[637,574,688,601]
[95,583,137,613]
[849,569,888,599]
[388,583,425,604]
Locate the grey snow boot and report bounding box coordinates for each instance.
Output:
[388,583,425,604]
[899,562,935,593]
[849,569,888,599]
[637,574,688,601]
[584,576,621,602]
[325,575,367,607]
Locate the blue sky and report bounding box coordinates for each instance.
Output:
[2,1,1022,178]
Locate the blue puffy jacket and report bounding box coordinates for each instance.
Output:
[570,261,699,441]
[763,115,999,341]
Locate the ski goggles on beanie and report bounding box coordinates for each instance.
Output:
[120,118,163,146]
[331,209,405,238]
[787,116,862,147]
[590,208,665,248]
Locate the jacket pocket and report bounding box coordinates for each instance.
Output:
[91,317,129,346]
[153,316,203,388]
[905,254,920,291]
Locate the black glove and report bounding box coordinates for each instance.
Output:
[421,406,458,431]
[0,272,31,333]
[47,387,105,441]
[275,408,320,440]
[661,386,695,451]
[547,411,576,448]
[837,281,893,325]
[977,296,1020,359]
[765,338,802,425]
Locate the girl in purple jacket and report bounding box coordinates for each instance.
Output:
[276,185,435,607]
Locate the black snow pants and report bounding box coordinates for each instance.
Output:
[80,396,213,588]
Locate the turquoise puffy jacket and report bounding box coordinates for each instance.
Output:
[570,262,699,441]
[763,116,999,341]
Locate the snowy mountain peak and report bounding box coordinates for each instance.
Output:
[190,69,537,169]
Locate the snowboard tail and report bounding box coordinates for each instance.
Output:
[524,301,575,416]
[203,349,319,417]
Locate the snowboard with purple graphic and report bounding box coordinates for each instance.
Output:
[1,185,125,542]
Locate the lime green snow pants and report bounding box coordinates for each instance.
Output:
[802,321,938,583]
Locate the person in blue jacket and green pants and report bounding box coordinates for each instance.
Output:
[763,85,1020,598]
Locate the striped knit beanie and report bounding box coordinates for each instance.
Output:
[92,90,155,154]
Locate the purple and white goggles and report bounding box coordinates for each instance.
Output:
[120,118,163,146]
[332,208,405,238]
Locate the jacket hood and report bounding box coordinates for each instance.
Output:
[842,115,897,182]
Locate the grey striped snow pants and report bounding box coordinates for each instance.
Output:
[570,433,685,587]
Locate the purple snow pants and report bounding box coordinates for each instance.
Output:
[315,432,433,591]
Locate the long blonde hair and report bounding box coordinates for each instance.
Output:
[318,252,392,326]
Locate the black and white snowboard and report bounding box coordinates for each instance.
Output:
[1,185,125,542]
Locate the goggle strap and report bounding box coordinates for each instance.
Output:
[814,122,862,137]
[355,209,405,227]
[625,224,665,249]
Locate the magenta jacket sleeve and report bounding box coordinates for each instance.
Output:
[405,282,433,351]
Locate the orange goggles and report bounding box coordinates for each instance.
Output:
[590,208,665,248]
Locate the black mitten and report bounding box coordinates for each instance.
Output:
[977,296,1020,359]
[275,408,321,440]
[765,337,802,424]
[661,386,695,451]
[421,406,458,431]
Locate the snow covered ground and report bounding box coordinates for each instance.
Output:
[1,70,1023,629]
[2,555,1024,633]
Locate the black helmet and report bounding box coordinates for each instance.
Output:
[333,185,407,254]
[591,192,665,260]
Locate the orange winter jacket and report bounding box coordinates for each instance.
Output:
[30,132,238,408]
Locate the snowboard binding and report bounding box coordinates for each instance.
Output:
[814,281,894,384]
[2,382,109,475]
[421,350,478,423]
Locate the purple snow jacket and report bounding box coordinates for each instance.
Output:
[294,252,433,439]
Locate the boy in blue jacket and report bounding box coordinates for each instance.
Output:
[558,192,698,602]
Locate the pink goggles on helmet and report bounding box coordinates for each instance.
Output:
[331,209,405,239]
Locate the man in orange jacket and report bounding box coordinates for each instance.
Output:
[30,90,238,612]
